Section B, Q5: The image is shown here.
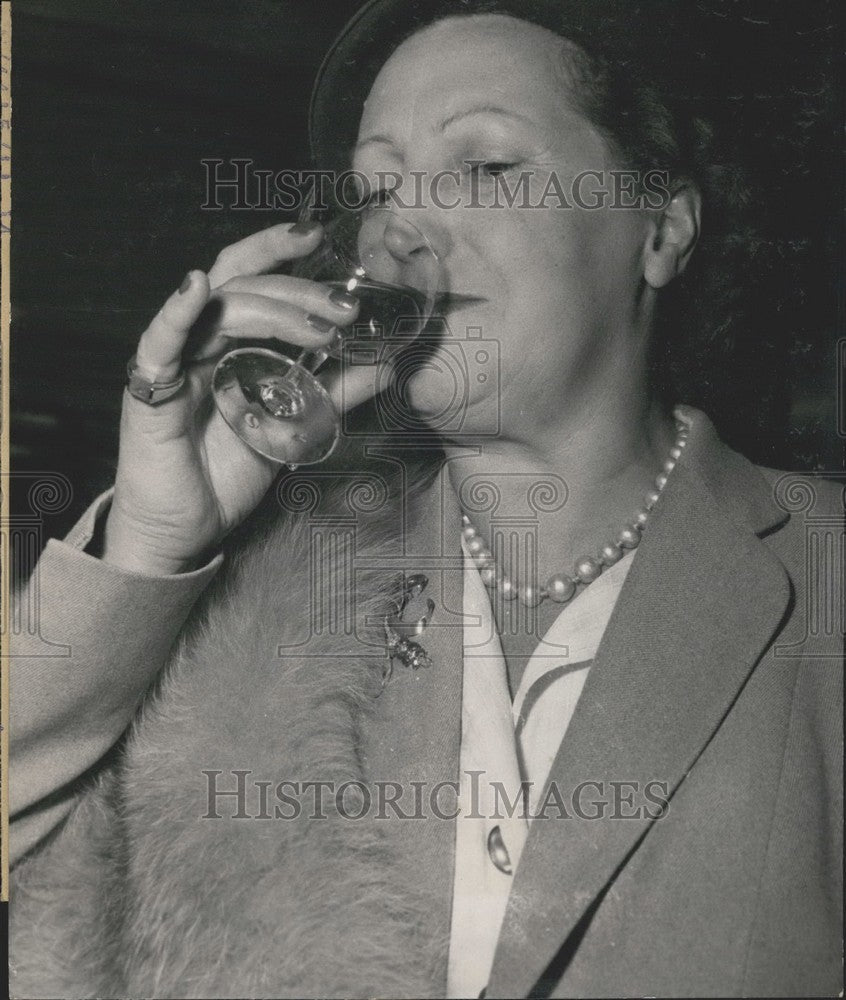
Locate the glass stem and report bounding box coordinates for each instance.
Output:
[295,347,330,376]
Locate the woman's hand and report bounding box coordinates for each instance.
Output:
[101,222,377,575]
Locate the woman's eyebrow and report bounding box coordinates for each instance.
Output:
[438,104,537,131]
[354,134,398,154]
[354,105,536,156]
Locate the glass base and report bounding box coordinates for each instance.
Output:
[212,348,340,466]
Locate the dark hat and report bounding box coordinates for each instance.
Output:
[308,0,719,172]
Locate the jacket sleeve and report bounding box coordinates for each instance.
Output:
[9,488,223,864]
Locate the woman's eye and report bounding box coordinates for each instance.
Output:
[468,161,519,178]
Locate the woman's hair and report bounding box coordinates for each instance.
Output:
[548,24,767,449]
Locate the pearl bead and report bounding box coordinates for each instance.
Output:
[600,542,623,565]
[519,584,542,607]
[462,524,478,541]
[575,556,601,583]
[676,437,687,449]
[634,508,649,527]
[546,573,576,602]
[480,567,497,587]
[669,446,682,461]
[644,489,661,510]
[473,548,493,568]
[655,473,668,491]
[663,458,676,475]
[618,523,641,549]
[467,537,485,555]
[499,578,518,601]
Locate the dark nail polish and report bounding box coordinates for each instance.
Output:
[178,272,192,294]
[306,314,336,334]
[290,220,321,236]
[329,290,358,310]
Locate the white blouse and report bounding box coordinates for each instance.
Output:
[447,534,636,999]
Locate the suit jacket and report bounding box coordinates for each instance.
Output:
[8,407,843,999]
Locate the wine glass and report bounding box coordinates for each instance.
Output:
[211,207,441,467]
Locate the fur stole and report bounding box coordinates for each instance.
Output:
[10,450,451,999]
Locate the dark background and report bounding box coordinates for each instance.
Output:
[9,0,844,541]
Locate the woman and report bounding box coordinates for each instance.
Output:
[10,1,842,998]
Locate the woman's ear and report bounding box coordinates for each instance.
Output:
[643,181,701,289]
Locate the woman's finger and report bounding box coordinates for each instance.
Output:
[207,222,323,289]
[319,355,396,415]
[185,291,348,361]
[218,274,360,326]
[134,270,211,380]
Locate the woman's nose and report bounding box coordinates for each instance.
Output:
[359,208,445,290]
[383,213,436,263]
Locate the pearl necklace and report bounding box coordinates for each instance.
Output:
[461,414,690,608]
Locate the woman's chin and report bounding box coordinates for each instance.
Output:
[388,367,492,440]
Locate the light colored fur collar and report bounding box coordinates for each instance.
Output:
[11,456,450,999]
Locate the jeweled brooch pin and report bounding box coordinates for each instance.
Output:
[382,573,435,687]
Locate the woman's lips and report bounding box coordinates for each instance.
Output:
[435,292,488,314]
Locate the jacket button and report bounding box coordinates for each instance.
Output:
[487,825,512,874]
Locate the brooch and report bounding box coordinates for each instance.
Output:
[382,573,435,688]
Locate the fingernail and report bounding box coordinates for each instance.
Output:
[178,272,193,294]
[329,290,358,310]
[290,220,321,236]
[306,314,336,334]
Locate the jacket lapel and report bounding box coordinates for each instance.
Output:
[488,410,791,998]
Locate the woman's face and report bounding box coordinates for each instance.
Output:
[353,14,658,441]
